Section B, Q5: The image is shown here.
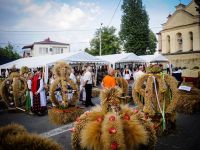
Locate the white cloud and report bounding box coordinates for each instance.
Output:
[78,1,101,15]
[9,0,103,51]
[17,0,32,5]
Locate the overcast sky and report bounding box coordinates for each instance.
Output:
[0,0,191,54]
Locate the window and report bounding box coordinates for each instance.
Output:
[39,47,48,54]
[166,35,170,53]
[54,48,60,54]
[176,33,183,51]
[189,32,193,51]
[52,47,65,54]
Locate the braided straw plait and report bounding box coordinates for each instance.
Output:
[100,88,122,114]
[3,76,27,107]
[164,75,179,114]
[154,74,167,113]
[132,75,148,109]
[60,78,68,107]
[101,113,125,150]
[116,77,128,96]
[72,110,104,150]
[121,78,128,96]
[18,77,28,104]
[0,78,12,107]
[143,75,155,116]
[68,79,79,106]
[71,112,90,150]
[120,105,157,150]
[50,78,61,107]
[134,111,157,150]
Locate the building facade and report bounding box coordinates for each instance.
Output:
[157,0,200,68]
[22,38,70,57]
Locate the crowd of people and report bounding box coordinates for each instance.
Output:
[1,63,184,115]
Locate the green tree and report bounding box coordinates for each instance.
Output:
[119,0,149,55]
[86,26,121,56]
[148,30,157,54]
[0,43,20,60]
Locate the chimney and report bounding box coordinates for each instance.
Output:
[45,37,50,42]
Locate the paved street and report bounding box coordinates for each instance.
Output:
[1,97,200,150]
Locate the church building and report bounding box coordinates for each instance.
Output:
[157,0,200,68]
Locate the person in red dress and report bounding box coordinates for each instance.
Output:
[31,69,47,115]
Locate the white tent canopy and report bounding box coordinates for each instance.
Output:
[0,51,108,69]
[139,54,169,63]
[96,53,144,65]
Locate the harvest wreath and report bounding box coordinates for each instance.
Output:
[48,61,84,125]
[132,64,179,135]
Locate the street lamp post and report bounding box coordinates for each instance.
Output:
[99,23,103,56]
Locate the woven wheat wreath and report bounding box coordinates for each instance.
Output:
[50,61,79,108]
[132,65,179,130]
[0,66,28,108]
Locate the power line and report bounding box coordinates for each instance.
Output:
[0,29,95,33]
[108,0,122,27]
[0,41,89,46]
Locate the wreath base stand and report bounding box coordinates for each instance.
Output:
[48,107,84,125]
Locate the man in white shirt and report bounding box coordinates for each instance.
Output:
[83,66,94,107]
[69,69,77,84]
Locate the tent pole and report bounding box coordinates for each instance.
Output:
[95,63,98,87]
[44,65,49,84]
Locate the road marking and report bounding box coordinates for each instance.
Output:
[41,123,73,137]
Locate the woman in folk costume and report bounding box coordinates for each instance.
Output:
[25,72,33,113]
[123,65,132,82]
[31,69,47,115]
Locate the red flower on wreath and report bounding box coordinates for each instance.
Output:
[96,116,103,123]
[109,127,117,134]
[109,116,116,122]
[133,109,138,114]
[111,142,118,150]
[123,114,130,120]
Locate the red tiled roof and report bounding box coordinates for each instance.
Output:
[22,38,69,49]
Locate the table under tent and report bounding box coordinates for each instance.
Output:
[0,51,108,85]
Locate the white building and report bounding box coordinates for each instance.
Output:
[22,38,70,57]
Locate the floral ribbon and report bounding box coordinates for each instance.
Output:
[152,76,166,130]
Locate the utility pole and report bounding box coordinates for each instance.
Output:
[99,23,103,56]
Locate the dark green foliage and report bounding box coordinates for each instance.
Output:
[0,43,20,60]
[86,26,121,56]
[148,30,157,54]
[120,0,150,55]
